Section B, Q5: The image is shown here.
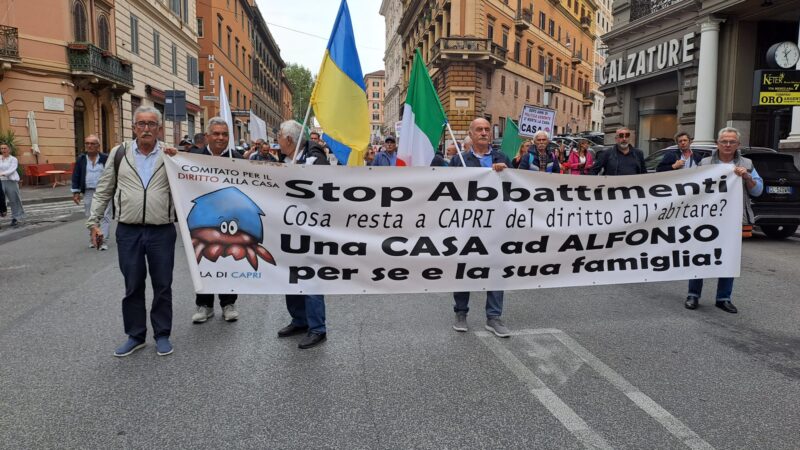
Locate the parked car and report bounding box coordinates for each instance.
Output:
[748,152,800,239]
[644,145,800,239]
[643,144,776,173]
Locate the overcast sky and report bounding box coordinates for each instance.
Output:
[256,0,387,77]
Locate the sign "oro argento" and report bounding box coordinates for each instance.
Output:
[600,32,696,85]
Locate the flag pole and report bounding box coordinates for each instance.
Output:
[445,121,467,167]
[293,101,313,163]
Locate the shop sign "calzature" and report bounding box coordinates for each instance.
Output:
[600,33,695,85]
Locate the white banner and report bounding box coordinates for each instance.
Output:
[518,105,556,137]
[164,153,743,295]
[249,112,268,141]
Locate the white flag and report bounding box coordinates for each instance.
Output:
[219,75,236,153]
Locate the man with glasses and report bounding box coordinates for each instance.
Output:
[87,106,178,357]
[591,127,646,175]
[685,127,763,314]
[189,117,244,323]
[71,134,112,250]
[657,132,702,172]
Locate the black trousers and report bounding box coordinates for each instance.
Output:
[196,294,237,307]
[116,223,176,341]
[0,183,6,215]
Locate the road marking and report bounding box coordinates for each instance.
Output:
[476,331,613,450]
[476,329,715,450]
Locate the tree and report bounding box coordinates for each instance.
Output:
[283,63,315,123]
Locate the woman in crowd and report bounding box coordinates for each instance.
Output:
[566,139,594,175]
[512,140,532,169]
[0,143,25,227]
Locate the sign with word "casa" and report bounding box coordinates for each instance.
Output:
[517,105,556,137]
[752,70,800,106]
[164,153,743,295]
[600,32,695,86]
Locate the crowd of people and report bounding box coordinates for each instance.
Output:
[59,106,762,358]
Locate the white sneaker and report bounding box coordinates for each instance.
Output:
[192,306,214,323]
[100,244,108,251]
[222,304,239,322]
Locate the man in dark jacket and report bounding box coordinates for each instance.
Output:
[448,118,512,338]
[71,134,111,249]
[189,117,245,325]
[591,127,646,175]
[275,119,331,349]
[656,131,703,172]
[519,130,561,173]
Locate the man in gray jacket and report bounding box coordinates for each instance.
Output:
[88,106,178,357]
[685,127,763,314]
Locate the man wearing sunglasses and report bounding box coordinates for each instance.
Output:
[591,127,646,175]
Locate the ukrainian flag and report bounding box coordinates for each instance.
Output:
[310,0,370,166]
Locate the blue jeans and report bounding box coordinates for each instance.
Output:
[285,295,326,333]
[116,223,176,341]
[687,278,734,302]
[453,291,504,318]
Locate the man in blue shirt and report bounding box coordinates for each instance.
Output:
[72,134,111,250]
[372,136,398,166]
[448,118,512,338]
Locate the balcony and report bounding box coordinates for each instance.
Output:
[67,43,134,90]
[580,16,592,31]
[0,25,21,75]
[544,74,561,93]
[582,92,594,106]
[514,9,533,31]
[631,0,685,21]
[430,37,507,69]
[571,50,582,65]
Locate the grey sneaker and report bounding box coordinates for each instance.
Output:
[453,313,468,332]
[485,318,510,338]
[192,306,214,323]
[222,304,239,322]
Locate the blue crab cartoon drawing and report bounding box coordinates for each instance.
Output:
[187,187,276,270]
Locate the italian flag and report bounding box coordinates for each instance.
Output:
[397,49,447,166]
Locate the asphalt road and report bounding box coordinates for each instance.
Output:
[1,219,799,449]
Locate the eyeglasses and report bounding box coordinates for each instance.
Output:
[135,121,159,129]
[617,132,631,138]
[84,142,99,145]
[718,140,738,146]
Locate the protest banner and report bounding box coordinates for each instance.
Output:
[518,105,556,137]
[164,153,743,295]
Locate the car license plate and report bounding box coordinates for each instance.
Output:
[767,186,794,194]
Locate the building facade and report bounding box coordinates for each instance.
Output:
[364,70,386,142]
[380,0,403,134]
[398,0,599,141]
[590,0,613,132]
[281,74,293,123]
[250,1,285,142]
[196,0,253,142]
[0,0,134,165]
[601,0,800,156]
[115,0,201,145]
